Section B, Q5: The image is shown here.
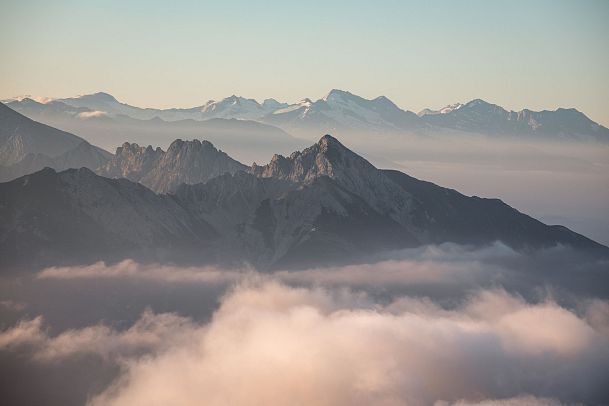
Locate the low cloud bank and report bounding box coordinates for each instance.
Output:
[35,243,521,292]
[38,259,247,284]
[2,282,607,406]
[36,243,609,300]
[0,310,194,362]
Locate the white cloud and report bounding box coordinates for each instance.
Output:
[37,259,248,284]
[85,283,607,405]
[0,310,196,362]
[36,243,514,289]
[3,282,602,405]
[76,110,109,119]
[22,252,609,405]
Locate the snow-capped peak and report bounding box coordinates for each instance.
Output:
[440,103,464,114]
[418,102,464,116]
[199,95,267,119]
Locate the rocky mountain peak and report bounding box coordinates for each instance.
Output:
[251,134,357,183]
[100,139,247,193]
[165,138,224,155]
[318,133,343,149]
[323,89,353,102]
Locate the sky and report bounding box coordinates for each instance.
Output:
[1,0,608,125]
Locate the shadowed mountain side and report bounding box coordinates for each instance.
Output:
[0,141,111,182]
[0,135,606,272]
[0,168,216,271]
[0,103,109,166]
[173,172,415,268]
[383,170,606,252]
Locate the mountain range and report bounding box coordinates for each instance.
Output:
[2,96,304,164]
[5,90,609,142]
[0,103,111,181]
[1,133,606,271]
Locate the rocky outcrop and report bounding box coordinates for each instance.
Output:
[98,139,247,193]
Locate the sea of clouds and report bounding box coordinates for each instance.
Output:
[1,243,608,405]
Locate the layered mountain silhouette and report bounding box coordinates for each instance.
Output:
[0,167,216,269]
[0,141,110,182]
[0,102,109,165]
[1,135,606,271]
[0,103,111,181]
[6,90,608,142]
[2,98,304,164]
[55,92,287,121]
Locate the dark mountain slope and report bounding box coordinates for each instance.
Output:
[0,135,606,271]
[0,168,216,270]
[0,103,109,165]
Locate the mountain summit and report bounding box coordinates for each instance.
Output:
[265,90,424,134]
[99,139,247,193]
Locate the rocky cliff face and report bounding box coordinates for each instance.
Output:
[250,135,414,225]
[98,139,247,193]
[101,142,164,181]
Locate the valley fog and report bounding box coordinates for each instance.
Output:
[1,244,608,406]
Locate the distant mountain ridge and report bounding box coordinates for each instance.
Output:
[1,135,606,271]
[0,140,111,182]
[3,97,304,164]
[263,89,425,134]
[7,92,287,122]
[0,102,108,165]
[419,99,609,140]
[0,103,111,180]
[5,90,608,141]
[98,139,247,193]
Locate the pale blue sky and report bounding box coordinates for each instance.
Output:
[1,0,608,125]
